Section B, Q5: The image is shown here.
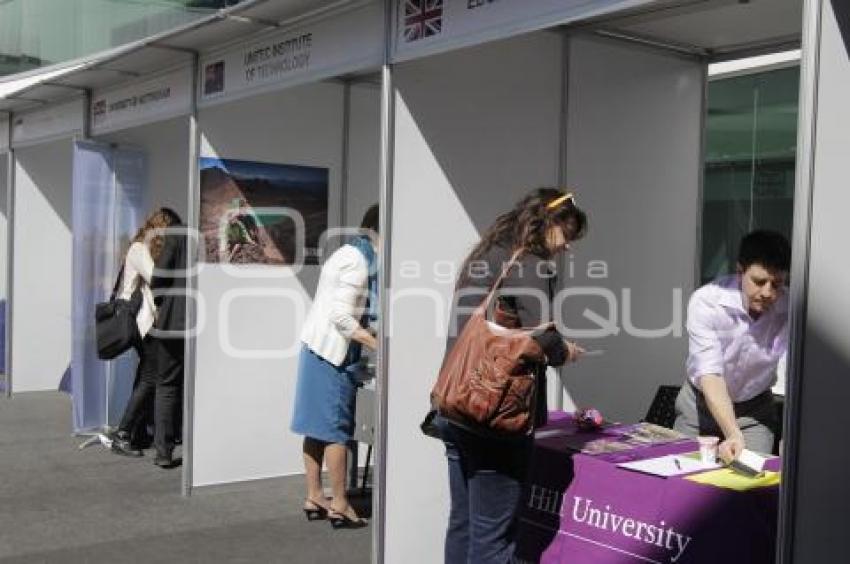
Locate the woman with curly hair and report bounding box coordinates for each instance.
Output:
[435,188,588,563]
[110,207,184,468]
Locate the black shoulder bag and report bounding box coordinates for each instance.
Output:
[95,265,142,360]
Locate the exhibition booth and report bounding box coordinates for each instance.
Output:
[384,27,704,564]
[0,0,848,562]
[190,0,383,487]
[75,63,195,435]
[0,0,385,499]
[0,46,198,442]
[378,1,825,563]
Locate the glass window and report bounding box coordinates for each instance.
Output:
[0,1,243,77]
[700,66,799,283]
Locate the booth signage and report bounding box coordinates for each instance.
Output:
[91,68,192,135]
[199,1,382,106]
[564,494,693,563]
[0,118,8,152]
[393,0,655,62]
[11,98,85,147]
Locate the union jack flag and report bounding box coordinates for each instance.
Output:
[404,0,443,43]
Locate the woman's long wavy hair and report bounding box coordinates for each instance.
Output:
[458,188,587,286]
[131,207,182,262]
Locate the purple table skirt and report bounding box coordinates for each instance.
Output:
[516,412,780,564]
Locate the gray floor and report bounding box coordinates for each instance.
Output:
[0,392,371,563]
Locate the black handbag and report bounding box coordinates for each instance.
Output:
[95,265,142,360]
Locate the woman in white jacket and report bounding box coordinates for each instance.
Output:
[291,205,379,529]
[110,208,183,467]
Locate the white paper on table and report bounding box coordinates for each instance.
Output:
[534,427,575,439]
[729,448,769,477]
[617,454,721,477]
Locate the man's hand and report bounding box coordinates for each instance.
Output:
[699,375,746,463]
[718,432,745,464]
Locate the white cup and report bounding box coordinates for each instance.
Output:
[697,436,719,464]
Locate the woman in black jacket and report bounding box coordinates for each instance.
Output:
[110,209,186,468]
[436,188,588,564]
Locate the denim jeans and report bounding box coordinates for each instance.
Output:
[438,416,532,564]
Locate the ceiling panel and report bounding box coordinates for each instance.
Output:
[596,0,802,54]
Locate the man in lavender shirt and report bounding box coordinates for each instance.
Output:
[674,231,790,463]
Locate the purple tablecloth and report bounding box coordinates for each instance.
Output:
[516,412,779,564]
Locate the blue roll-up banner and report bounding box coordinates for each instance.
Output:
[70,141,147,433]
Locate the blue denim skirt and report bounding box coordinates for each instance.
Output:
[290,344,358,444]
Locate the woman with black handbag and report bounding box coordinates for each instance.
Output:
[109,207,183,468]
[433,188,588,564]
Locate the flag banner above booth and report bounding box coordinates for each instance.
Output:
[392,0,655,62]
[198,1,383,108]
[0,118,8,152]
[90,67,193,136]
[11,98,85,148]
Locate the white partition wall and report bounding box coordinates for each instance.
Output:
[91,66,193,220]
[97,117,190,220]
[12,140,74,392]
[785,0,850,560]
[385,32,564,563]
[558,35,705,422]
[7,97,84,394]
[193,82,347,487]
[346,82,382,223]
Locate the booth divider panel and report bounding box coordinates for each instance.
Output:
[560,35,704,423]
[384,32,563,564]
[346,83,382,225]
[11,141,74,392]
[192,82,347,486]
[790,3,850,560]
[100,117,191,219]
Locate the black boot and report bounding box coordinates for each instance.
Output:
[110,430,143,457]
[153,452,180,469]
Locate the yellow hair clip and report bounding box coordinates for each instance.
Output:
[546,192,575,210]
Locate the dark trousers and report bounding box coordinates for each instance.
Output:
[119,336,184,457]
[438,417,531,564]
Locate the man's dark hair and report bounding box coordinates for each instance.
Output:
[360,204,379,233]
[737,230,791,272]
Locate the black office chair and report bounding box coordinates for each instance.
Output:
[642,385,681,429]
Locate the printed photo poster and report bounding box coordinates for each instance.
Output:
[199,157,328,265]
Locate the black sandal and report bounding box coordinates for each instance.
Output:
[303,499,329,521]
[328,508,367,529]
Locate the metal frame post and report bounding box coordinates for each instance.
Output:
[3,114,13,397]
[182,52,202,497]
[554,30,571,411]
[373,0,395,562]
